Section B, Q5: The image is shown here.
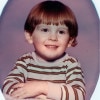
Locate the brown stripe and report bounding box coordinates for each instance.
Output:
[13,77,24,82]
[8,73,24,77]
[17,55,33,61]
[72,86,79,100]
[63,85,69,100]
[27,63,67,69]
[61,87,63,100]
[82,90,86,100]
[8,73,25,82]
[67,78,85,86]
[78,88,86,100]
[6,83,18,94]
[73,85,86,99]
[73,72,84,78]
[27,69,66,75]
[16,63,27,70]
[73,85,85,92]
[10,63,27,72]
[66,72,84,80]
[63,58,76,63]
[2,80,12,91]
[6,77,24,83]
[67,66,81,73]
[27,78,66,83]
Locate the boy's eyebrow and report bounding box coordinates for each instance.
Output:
[36,24,69,30]
[57,26,68,30]
[36,24,48,30]
[36,24,48,28]
[58,26,68,29]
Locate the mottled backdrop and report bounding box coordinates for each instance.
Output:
[0,0,99,100]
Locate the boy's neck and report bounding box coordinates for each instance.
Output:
[35,51,66,63]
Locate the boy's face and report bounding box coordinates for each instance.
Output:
[25,23,73,61]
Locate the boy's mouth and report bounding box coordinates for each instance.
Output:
[45,45,58,49]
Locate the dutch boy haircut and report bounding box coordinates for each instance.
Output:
[24,0,78,46]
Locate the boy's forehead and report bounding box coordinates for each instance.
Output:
[37,23,68,28]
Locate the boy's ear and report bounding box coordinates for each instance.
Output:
[24,31,33,44]
[67,38,74,47]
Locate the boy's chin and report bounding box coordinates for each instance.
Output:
[44,54,65,62]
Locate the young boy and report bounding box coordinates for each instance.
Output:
[2,1,85,100]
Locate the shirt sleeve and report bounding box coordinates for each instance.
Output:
[2,55,28,95]
[47,59,86,100]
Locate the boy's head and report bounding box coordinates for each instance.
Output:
[24,0,78,47]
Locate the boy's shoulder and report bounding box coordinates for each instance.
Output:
[65,53,78,63]
[64,53,81,68]
[21,52,33,57]
[17,52,34,61]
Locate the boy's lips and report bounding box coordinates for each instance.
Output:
[45,45,58,49]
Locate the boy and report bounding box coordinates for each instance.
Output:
[2,1,85,100]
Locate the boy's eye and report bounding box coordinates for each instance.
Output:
[59,30,66,34]
[41,28,49,32]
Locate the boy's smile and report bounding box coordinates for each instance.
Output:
[25,23,73,61]
[45,45,58,49]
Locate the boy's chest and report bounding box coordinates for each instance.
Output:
[26,65,67,83]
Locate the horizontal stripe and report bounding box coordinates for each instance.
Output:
[27,63,67,69]
[27,68,66,75]
[17,55,33,61]
[63,58,76,63]
[27,78,66,83]
[16,63,27,70]
[7,83,18,94]
[2,80,12,91]
[2,52,85,99]
[67,66,81,73]
[27,72,66,80]
[66,72,84,81]
[67,78,85,86]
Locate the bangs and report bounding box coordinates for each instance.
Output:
[24,0,78,39]
[31,0,76,26]
[34,12,69,25]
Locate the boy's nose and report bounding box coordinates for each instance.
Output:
[48,33,58,41]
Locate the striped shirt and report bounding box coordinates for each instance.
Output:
[2,52,85,100]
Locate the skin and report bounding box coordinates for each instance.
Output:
[11,23,74,99]
[11,81,48,99]
[25,23,74,61]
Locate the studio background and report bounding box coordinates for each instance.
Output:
[0,0,99,100]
